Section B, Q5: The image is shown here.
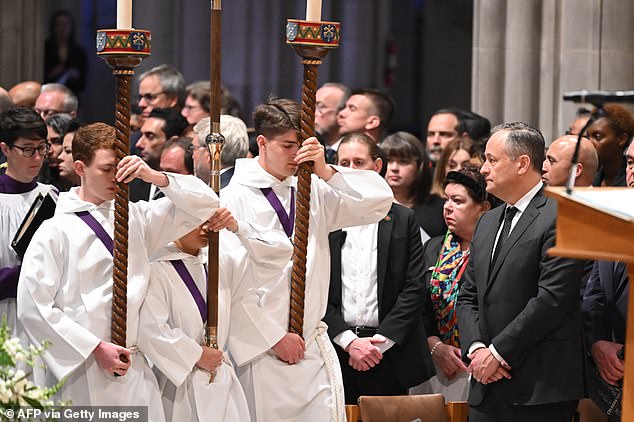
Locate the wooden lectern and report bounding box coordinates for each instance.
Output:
[546,187,634,421]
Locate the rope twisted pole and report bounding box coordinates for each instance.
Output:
[286,20,340,337]
[111,68,133,348]
[288,59,320,336]
[96,29,151,354]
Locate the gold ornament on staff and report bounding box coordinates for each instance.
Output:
[285,6,340,337]
[96,23,151,361]
[205,0,224,383]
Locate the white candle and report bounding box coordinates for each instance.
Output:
[306,0,322,21]
[117,0,132,29]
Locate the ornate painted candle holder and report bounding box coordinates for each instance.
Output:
[96,28,151,349]
[285,19,340,337]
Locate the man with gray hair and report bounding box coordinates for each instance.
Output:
[34,83,78,119]
[137,64,186,119]
[192,115,249,188]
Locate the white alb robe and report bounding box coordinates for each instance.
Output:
[17,173,218,422]
[0,183,56,340]
[222,158,393,422]
[139,224,292,422]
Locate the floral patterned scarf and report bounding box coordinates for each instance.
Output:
[429,230,470,348]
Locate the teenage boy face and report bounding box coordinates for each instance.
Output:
[75,148,117,204]
[257,129,300,181]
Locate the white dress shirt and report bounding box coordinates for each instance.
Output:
[332,222,395,353]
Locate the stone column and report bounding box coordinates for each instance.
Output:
[0,0,45,89]
[472,0,634,142]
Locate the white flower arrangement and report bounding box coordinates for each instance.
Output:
[0,316,64,420]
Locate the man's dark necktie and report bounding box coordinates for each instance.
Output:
[491,206,518,267]
[152,188,164,200]
[325,147,336,164]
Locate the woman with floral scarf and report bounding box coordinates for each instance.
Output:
[413,167,491,401]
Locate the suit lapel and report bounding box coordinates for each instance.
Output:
[487,190,547,285]
[377,208,394,302]
[482,206,505,283]
[330,229,347,277]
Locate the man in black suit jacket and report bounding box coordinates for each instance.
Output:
[583,261,628,386]
[456,122,585,421]
[324,202,435,404]
[582,139,633,405]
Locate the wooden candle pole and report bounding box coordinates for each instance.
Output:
[96,29,151,351]
[205,0,224,382]
[285,19,340,336]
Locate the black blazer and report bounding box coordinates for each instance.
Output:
[413,194,447,238]
[220,167,235,190]
[324,203,435,389]
[129,178,151,202]
[582,261,629,346]
[420,235,443,338]
[456,187,585,406]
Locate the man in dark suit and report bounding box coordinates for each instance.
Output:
[130,107,188,201]
[323,133,435,404]
[583,261,628,387]
[456,122,585,421]
[581,139,633,418]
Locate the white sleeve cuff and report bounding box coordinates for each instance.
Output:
[488,344,508,366]
[372,334,395,354]
[468,341,487,355]
[333,330,358,351]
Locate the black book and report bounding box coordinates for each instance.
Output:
[11,192,56,259]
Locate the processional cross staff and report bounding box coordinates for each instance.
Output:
[96,1,151,366]
[286,1,340,337]
[205,0,223,383]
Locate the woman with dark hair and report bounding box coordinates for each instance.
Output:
[382,131,446,240]
[44,10,87,95]
[430,138,485,196]
[412,167,491,401]
[40,113,73,190]
[586,103,634,187]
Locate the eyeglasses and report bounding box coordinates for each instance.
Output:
[315,104,336,115]
[137,92,165,103]
[35,108,67,118]
[10,143,50,157]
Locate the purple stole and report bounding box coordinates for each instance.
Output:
[260,187,295,237]
[170,259,207,323]
[75,211,114,256]
[75,210,208,323]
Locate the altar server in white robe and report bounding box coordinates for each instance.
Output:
[139,212,292,422]
[222,98,393,422]
[0,107,57,345]
[17,122,219,422]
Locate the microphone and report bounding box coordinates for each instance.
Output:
[563,90,634,107]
